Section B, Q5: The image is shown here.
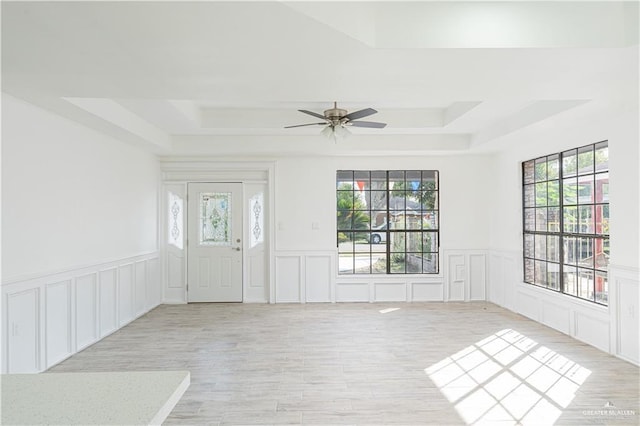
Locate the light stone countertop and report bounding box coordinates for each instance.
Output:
[1,370,190,425]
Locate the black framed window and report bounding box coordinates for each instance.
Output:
[523,141,609,305]
[337,170,439,274]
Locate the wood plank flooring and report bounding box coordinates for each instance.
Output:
[49,302,639,425]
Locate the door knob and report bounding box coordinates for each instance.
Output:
[233,247,241,251]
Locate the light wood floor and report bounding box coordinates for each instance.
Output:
[49,302,639,425]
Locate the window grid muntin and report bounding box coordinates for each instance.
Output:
[337,170,440,275]
[522,141,609,305]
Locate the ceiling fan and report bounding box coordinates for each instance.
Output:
[285,102,387,137]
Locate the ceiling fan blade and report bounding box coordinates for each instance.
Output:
[343,108,377,121]
[284,122,327,128]
[348,121,387,129]
[298,109,327,120]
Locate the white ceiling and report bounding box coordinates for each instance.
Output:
[2,1,638,156]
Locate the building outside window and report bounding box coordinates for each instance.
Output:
[523,141,609,305]
[337,170,439,274]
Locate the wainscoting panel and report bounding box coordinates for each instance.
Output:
[575,311,610,353]
[489,253,503,306]
[99,268,118,337]
[134,261,147,316]
[335,283,369,302]
[489,250,638,366]
[147,258,161,309]
[618,278,639,363]
[447,254,465,301]
[75,273,98,351]
[410,282,444,301]
[45,280,72,368]
[444,250,487,301]
[518,284,611,358]
[541,301,571,335]
[1,253,160,373]
[373,282,406,302]
[279,251,448,303]
[118,263,134,326]
[469,254,487,301]
[611,265,640,365]
[5,288,40,373]
[275,256,301,303]
[516,290,540,322]
[305,256,332,303]
[488,249,519,312]
[502,255,518,311]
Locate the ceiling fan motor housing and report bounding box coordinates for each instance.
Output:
[324,106,348,126]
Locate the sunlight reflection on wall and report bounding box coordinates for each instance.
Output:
[425,329,591,425]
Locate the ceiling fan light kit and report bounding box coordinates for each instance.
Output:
[285,101,387,140]
[333,124,351,139]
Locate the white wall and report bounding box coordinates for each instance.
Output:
[2,94,159,281]
[2,94,161,372]
[487,106,639,365]
[276,155,492,251]
[274,154,492,303]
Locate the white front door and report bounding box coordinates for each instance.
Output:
[187,182,243,302]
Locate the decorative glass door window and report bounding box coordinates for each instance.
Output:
[249,192,264,248]
[200,192,232,246]
[168,192,184,249]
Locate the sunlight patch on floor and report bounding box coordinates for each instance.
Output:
[379,308,400,314]
[425,329,591,425]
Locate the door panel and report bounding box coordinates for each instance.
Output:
[188,183,243,302]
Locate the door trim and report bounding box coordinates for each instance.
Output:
[160,160,275,303]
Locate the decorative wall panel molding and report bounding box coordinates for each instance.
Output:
[5,288,40,373]
[373,282,407,302]
[574,311,609,353]
[275,252,334,303]
[489,249,639,366]
[469,254,487,300]
[134,261,147,316]
[516,290,540,321]
[541,300,571,335]
[75,273,98,351]
[410,282,444,301]
[305,256,332,303]
[147,258,161,309]
[1,253,160,373]
[275,256,302,303]
[443,250,488,302]
[488,250,518,311]
[335,283,370,302]
[45,280,72,368]
[610,265,640,365]
[277,251,454,303]
[98,268,118,338]
[118,263,134,327]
